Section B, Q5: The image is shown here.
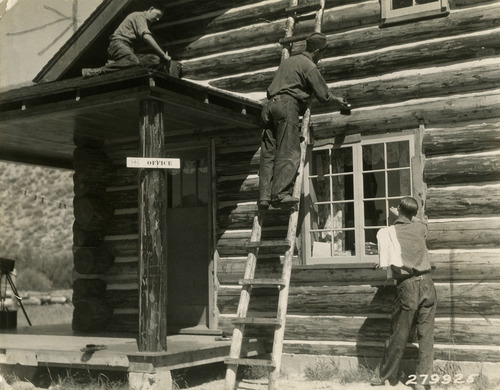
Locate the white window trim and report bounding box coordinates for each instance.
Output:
[381,0,450,26]
[302,133,415,267]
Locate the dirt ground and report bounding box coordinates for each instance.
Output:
[184,378,495,390]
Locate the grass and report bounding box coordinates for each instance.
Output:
[303,357,376,385]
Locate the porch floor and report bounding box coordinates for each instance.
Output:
[0,324,262,373]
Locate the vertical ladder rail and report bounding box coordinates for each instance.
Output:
[225,214,263,390]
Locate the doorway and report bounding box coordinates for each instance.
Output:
[165,146,212,333]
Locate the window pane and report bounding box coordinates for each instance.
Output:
[332,174,354,201]
[388,169,411,197]
[310,203,331,230]
[363,144,385,171]
[332,147,353,173]
[365,229,380,255]
[363,171,385,198]
[310,176,331,202]
[364,199,386,227]
[311,149,329,176]
[416,0,438,4]
[387,141,410,168]
[392,0,413,9]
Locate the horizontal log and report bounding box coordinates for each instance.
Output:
[72,298,112,332]
[103,236,138,256]
[218,315,500,346]
[218,203,289,230]
[310,89,500,139]
[105,288,138,309]
[73,172,106,198]
[217,229,289,257]
[426,183,500,218]
[73,262,138,285]
[209,27,500,92]
[73,147,109,177]
[72,278,107,302]
[105,188,139,209]
[183,3,500,81]
[216,148,260,176]
[73,197,114,230]
[73,221,105,246]
[423,118,500,157]
[424,150,500,185]
[74,245,115,274]
[217,175,259,202]
[105,213,138,236]
[218,281,500,318]
[427,217,500,249]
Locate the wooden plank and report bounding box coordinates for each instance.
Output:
[225,358,276,367]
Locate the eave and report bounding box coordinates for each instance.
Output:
[0,68,261,169]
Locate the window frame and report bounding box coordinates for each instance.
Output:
[380,0,450,26]
[301,132,416,267]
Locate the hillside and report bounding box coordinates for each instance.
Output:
[0,161,74,290]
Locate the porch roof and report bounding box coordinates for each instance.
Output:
[0,68,261,169]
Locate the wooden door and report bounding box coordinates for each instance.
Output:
[166,147,211,333]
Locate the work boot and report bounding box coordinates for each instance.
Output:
[82,68,104,78]
[369,375,385,386]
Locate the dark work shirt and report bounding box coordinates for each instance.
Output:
[391,215,431,278]
[267,52,334,107]
[110,11,152,48]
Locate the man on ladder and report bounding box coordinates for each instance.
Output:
[258,32,350,209]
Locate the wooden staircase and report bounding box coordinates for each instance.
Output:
[224,2,325,389]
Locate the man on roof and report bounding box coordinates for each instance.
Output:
[82,2,174,78]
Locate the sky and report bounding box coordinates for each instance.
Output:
[0,0,103,91]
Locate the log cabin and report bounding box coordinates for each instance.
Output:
[0,0,499,387]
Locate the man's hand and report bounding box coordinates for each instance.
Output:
[390,206,399,216]
[163,53,171,62]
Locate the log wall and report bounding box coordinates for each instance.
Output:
[159,0,500,364]
[70,0,500,365]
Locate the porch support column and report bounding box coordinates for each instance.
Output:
[138,98,168,352]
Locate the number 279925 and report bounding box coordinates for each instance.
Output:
[405,374,479,385]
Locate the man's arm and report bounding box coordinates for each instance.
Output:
[143,33,171,62]
[306,67,349,110]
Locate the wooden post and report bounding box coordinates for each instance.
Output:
[138,98,168,352]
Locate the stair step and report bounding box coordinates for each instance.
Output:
[232,317,282,326]
[245,240,290,249]
[239,278,286,287]
[225,358,276,368]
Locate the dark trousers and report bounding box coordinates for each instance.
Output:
[101,40,163,73]
[378,273,437,385]
[259,95,301,202]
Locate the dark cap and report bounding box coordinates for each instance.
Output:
[306,32,328,52]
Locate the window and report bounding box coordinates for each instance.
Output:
[381,0,449,26]
[303,135,414,265]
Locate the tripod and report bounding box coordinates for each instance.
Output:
[0,258,31,326]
